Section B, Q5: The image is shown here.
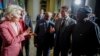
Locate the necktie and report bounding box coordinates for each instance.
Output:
[58,18,66,33]
[61,18,66,27]
[46,21,49,28]
[45,21,49,31]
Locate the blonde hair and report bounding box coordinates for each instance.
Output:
[5,4,23,18]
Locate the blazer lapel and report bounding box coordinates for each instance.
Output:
[7,22,17,37]
[16,22,23,34]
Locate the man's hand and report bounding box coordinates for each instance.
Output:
[34,44,38,47]
[29,32,37,36]
[26,27,31,34]
[50,26,55,33]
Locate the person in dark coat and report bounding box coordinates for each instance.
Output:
[0,9,5,54]
[24,14,33,56]
[54,6,76,56]
[34,12,55,56]
[20,10,33,56]
[0,9,3,54]
[36,9,45,22]
[72,6,99,56]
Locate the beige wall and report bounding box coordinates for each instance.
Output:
[27,0,34,20]
[46,0,56,12]
[86,0,96,12]
[27,0,58,21]
[62,0,72,9]
[27,0,75,21]
[27,0,40,21]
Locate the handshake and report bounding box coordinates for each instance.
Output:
[49,26,55,33]
[25,27,37,36]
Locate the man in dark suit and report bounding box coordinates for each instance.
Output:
[34,12,55,56]
[36,9,45,22]
[72,6,99,56]
[54,6,76,56]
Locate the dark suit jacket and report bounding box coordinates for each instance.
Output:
[34,19,55,48]
[36,14,44,22]
[24,15,33,29]
[72,20,99,54]
[55,17,76,49]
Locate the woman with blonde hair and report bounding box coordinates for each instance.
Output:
[0,4,33,56]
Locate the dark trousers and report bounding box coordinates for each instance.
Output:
[19,39,30,56]
[0,37,2,54]
[72,48,97,56]
[18,49,23,56]
[36,46,50,56]
[72,54,96,56]
[54,45,68,56]
[25,39,30,56]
